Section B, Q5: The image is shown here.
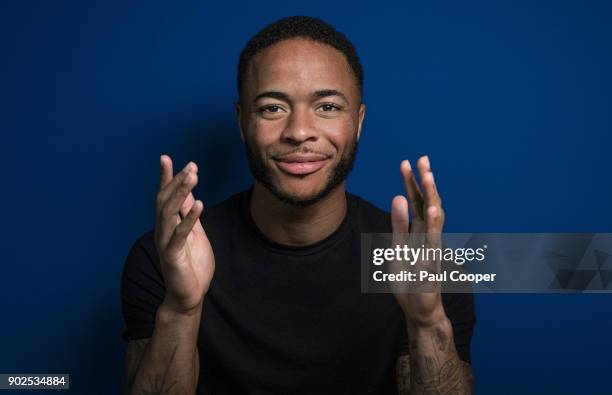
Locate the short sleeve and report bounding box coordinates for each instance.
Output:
[396,292,476,364]
[120,230,166,342]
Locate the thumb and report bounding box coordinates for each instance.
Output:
[391,195,410,234]
[390,195,413,295]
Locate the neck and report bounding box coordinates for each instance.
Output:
[249,182,348,246]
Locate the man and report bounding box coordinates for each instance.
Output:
[121,16,475,394]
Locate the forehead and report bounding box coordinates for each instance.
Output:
[245,38,359,98]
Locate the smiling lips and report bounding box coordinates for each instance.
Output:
[274,153,330,176]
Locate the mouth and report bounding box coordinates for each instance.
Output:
[273,153,331,176]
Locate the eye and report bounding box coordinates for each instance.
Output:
[318,103,340,112]
[261,105,284,113]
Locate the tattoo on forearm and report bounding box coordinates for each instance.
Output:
[415,355,438,386]
[397,323,472,395]
[396,354,411,394]
[124,339,149,394]
[436,358,463,393]
[124,340,183,395]
[434,326,448,352]
[137,346,179,395]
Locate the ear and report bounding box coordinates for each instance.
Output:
[356,103,366,141]
[235,101,245,143]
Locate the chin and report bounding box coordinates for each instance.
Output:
[269,176,334,206]
[278,181,326,200]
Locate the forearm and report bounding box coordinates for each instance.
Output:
[398,316,471,395]
[129,303,202,395]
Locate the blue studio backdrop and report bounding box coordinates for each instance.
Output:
[1,1,611,394]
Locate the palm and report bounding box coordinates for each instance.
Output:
[165,218,215,311]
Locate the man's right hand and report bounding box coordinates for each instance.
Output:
[155,154,215,315]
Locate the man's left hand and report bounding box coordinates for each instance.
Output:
[391,155,446,328]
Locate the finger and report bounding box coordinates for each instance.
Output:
[425,205,444,235]
[157,171,199,247]
[157,161,198,208]
[425,206,443,282]
[417,156,442,208]
[166,200,204,256]
[163,171,199,221]
[390,196,412,294]
[391,195,409,234]
[181,192,195,218]
[400,160,424,219]
[155,155,175,247]
[159,155,173,189]
[421,171,442,208]
[181,192,205,233]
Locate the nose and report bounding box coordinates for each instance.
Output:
[280,106,319,145]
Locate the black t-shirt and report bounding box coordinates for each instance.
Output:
[121,189,475,394]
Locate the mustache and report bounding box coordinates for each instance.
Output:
[270,147,333,160]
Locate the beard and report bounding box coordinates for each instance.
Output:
[245,137,359,207]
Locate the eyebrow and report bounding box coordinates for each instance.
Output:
[313,89,348,103]
[253,91,290,103]
[252,89,349,104]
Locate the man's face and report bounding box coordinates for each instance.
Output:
[237,38,365,206]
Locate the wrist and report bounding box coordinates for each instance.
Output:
[153,303,202,345]
[157,300,203,326]
[408,313,451,335]
[404,302,449,333]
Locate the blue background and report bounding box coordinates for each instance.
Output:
[1,1,611,393]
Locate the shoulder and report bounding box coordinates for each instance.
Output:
[347,193,392,234]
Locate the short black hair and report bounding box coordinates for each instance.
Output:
[237,16,363,99]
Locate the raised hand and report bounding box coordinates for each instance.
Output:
[154,155,215,314]
[391,155,446,328]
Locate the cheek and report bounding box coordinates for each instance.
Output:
[246,119,282,154]
[318,116,357,152]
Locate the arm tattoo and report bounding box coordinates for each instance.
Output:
[397,355,473,395]
[124,339,150,394]
[124,339,181,395]
[434,326,448,352]
[137,346,179,395]
[396,323,473,395]
[396,354,411,394]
